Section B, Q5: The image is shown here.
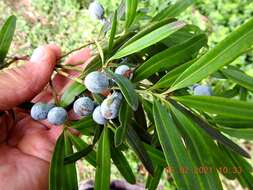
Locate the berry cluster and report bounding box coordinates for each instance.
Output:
[31,65,133,126]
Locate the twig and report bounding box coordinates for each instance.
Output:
[1,55,30,69]
[55,68,83,84]
[49,80,59,105]
[58,42,95,62]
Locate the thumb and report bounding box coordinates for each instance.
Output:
[0,44,61,111]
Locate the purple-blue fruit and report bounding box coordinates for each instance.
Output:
[88,1,104,20]
[193,85,212,96]
[92,106,107,125]
[30,102,55,121]
[101,92,122,119]
[73,97,95,117]
[115,65,133,79]
[84,71,109,94]
[47,107,68,125]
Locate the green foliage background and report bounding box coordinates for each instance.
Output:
[0,0,253,189]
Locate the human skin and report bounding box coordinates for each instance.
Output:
[0,45,91,190]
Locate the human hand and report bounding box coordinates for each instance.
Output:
[0,45,91,190]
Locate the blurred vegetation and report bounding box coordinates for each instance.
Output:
[0,0,252,189]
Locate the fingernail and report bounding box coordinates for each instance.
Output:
[30,47,46,63]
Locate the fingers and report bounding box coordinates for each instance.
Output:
[0,45,61,111]
[32,48,91,103]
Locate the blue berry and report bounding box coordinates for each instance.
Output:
[193,85,212,96]
[101,92,123,119]
[30,102,55,121]
[47,107,68,125]
[73,97,95,117]
[115,65,133,79]
[88,1,104,20]
[93,106,107,125]
[84,71,109,94]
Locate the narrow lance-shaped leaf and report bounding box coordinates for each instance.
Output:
[60,81,85,107]
[222,67,253,92]
[69,134,97,167]
[126,125,154,175]
[219,145,253,189]
[170,100,239,179]
[64,145,94,165]
[171,17,253,91]
[151,59,194,89]
[49,132,65,190]
[153,100,202,189]
[169,98,251,158]
[95,127,111,190]
[134,34,207,81]
[142,143,167,167]
[146,165,164,190]
[120,17,176,49]
[115,99,132,147]
[217,126,253,141]
[0,15,16,65]
[63,131,78,190]
[170,105,223,190]
[110,21,186,60]
[110,146,136,184]
[93,125,103,145]
[174,95,253,120]
[104,69,139,110]
[70,115,97,136]
[212,115,253,129]
[125,0,138,30]
[152,0,194,21]
[109,10,118,51]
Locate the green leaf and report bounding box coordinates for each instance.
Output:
[49,132,65,190]
[161,25,199,47]
[174,96,253,120]
[171,17,253,91]
[63,132,78,190]
[115,100,132,147]
[142,143,167,167]
[169,99,250,158]
[60,82,85,107]
[0,15,16,65]
[220,145,253,189]
[133,100,147,129]
[146,165,163,190]
[125,0,138,29]
[153,100,202,189]
[104,69,139,110]
[126,126,154,175]
[109,10,118,51]
[95,127,111,190]
[170,106,223,190]
[218,126,253,140]
[222,67,253,91]
[151,60,194,89]
[212,116,253,128]
[110,21,186,60]
[70,134,97,167]
[134,34,207,81]
[93,125,103,145]
[152,0,194,21]
[120,17,176,49]
[111,147,136,184]
[64,145,94,165]
[70,115,97,136]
